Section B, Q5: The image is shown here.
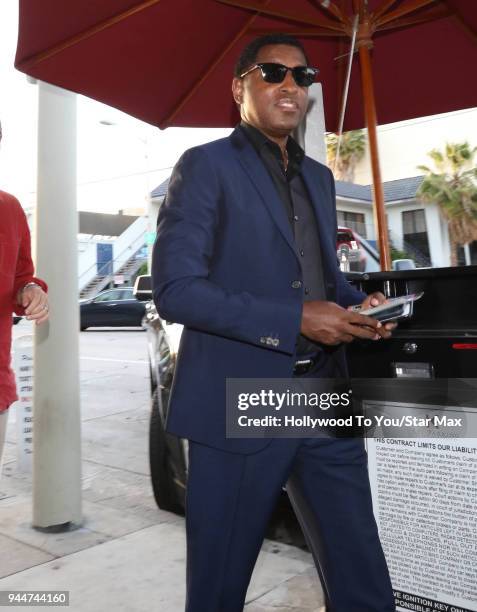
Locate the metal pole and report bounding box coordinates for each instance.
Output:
[334,14,359,175]
[358,42,391,270]
[32,81,82,530]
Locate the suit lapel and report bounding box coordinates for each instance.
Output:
[230,128,298,260]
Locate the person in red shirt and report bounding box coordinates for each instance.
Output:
[0,121,49,469]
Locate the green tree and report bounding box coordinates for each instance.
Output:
[326,129,366,182]
[417,142,477,266]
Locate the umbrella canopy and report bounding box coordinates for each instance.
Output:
[15,0,477,131]
[15,0,477,269]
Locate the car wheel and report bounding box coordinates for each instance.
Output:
[149,388,186,515]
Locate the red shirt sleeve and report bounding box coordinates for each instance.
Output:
[12,204,48,316]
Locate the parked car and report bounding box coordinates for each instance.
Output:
[135,274,304,543]
[80,286,146,330]
[135,265,477,544]
[336,226,366,272]
[392,258,416,271]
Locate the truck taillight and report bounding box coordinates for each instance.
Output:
[452,343,477,350]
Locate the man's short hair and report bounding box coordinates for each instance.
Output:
[234,33,309,78]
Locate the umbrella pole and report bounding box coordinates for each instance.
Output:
[358,44,391,271]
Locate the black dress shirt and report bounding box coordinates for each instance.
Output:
[239,121,328,356]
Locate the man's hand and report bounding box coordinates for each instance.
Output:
[301,300,385,346]
[360,291,385,311]
[356,291,398,338]
[17,284,49,325]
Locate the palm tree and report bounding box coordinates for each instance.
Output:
[417,142,477,266]
[326,130,366,182]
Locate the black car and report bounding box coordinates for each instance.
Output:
[80,287,146,330]
[135,267,477,543]
[135,275,303,543]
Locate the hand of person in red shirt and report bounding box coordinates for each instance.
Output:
[17,284,49,325]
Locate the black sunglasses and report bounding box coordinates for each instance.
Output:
[240,62,319,88]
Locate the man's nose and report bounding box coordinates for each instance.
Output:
[279,69,298,92]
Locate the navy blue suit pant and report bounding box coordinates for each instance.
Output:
[185,434,395,612]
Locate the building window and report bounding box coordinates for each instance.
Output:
[456,240,477,266]
[337,211,367,238]
[471,241,477,264]
[402,209,430,260]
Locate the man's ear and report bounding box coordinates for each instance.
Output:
[232,77,243,105]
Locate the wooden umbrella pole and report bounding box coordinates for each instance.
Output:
[358,42,391,271]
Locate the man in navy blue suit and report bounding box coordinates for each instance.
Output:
[153,33,396,612]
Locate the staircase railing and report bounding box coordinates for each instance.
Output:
[78,220,147,292]
[79,246,146,299]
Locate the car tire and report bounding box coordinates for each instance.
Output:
[149,388,186,515]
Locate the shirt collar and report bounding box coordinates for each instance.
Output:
[239,121,304,173]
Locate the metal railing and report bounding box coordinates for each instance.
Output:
[78,225,146,291]
[80,247,147,298]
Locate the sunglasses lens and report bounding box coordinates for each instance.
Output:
[253,63,318,87]
[260,63,287,83]
[293,67,316,87]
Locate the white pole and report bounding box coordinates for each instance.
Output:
[32,81,82,529]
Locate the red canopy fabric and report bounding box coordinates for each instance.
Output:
[15,0,477,132]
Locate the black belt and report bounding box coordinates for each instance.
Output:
[293,353,321,376]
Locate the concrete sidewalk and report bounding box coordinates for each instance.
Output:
[0,328,325,611]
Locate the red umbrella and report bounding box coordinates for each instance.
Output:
[15,0,477,269]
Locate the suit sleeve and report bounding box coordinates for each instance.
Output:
[152,147,301,355]
[327,168,367,308]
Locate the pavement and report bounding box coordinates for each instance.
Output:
[0,324,326,612]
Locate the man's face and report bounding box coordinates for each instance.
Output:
[232,44,309,140]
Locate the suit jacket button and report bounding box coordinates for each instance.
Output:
[291,280,302,289]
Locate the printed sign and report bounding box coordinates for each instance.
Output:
[367,402,477,612]
[13,335,34,472]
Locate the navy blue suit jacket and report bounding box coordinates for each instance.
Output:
[152,127,365,454]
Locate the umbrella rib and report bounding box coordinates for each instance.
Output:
[215,0,347,32]
[372,0,402,20]
[376,0,439,27]
[161,5,269,127]
[376,5,452,31]
[16,0,164,71]
[441,0,477,44]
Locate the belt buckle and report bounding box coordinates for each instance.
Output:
[294,356,314,376]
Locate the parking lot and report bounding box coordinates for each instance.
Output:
[0,324,324,611]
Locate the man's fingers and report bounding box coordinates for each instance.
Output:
[34,313,49,325]
[347,323,381,340]
[347,311,381,329]
[24,294,43,314]
[27,308,47,320]
[376,326,394,339]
